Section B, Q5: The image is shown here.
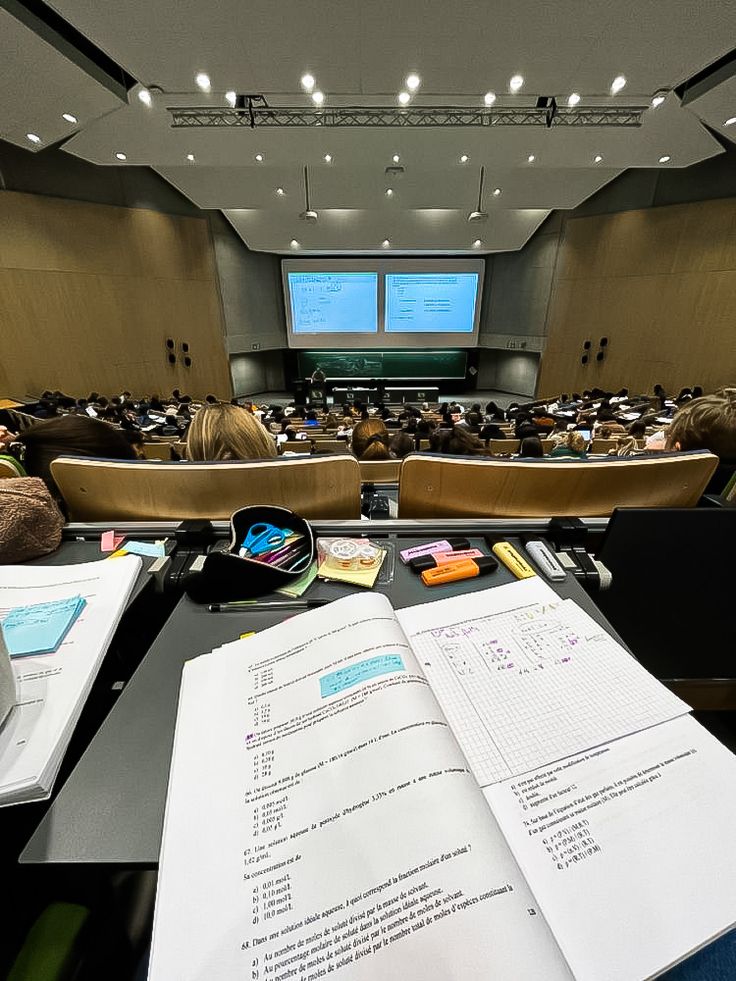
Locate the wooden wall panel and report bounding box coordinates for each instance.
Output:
[538,198,736,397]
[0,190,231,398]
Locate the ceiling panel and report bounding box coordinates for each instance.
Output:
[683,69,736,147]
[0,7,123,152]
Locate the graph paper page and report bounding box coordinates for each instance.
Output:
[396,579,689,788]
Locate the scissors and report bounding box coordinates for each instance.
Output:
[240,523,292,557]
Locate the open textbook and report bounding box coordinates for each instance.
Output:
[149,579,736,981]
[0,557,141,805]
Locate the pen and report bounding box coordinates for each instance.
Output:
[208,599,331,612]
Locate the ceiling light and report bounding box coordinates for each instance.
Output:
[392,154,400,163]
[493,187,502,196]
[460,154,469,163]
[115,151,127,160]
[725,116,736,126]
[398,91,411,105]
[484,91,496,106]
[290,239,300,249]
[324,153,332,163]
[594,154,603,163]
[567,92,581,107]
[527,154,535,163]
[255,153,264,162]
[195,72,211,92]
[276,187,285,195]
[186,153,195,162]
[651,94,665,108]
[659,154,671,163]
[138,89,152,107]
[406,74,421,91]
[62,112,77,123]
[610,75,626,94]
[301,73,315,92]
[26,133,41,144]
[385,188,394,197]
[473,239,482,248]
[381,239,391,248]
[312,90,325,105]
[509,74,524,92]
[225,91,236,107]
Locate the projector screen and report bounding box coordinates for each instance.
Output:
[287,271,378,335]
[282,259,484,349]
[385,273,479,334]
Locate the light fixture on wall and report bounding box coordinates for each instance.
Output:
[468,166,488,222]
[299,166,318,221]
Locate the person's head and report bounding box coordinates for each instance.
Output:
[186,403,277,461]
[627,419,647,438]
[470,403,481,414]
[306,409,318,421]
[351,419,390,460]
[566,431,586,454]
[485,401,500,418]
[389,432,414,459]
[432,425,483,456]
[122,430,146,459]
[438,402,449,416]
[692,386,704,399]
[465,411,483,429]
[665,396,736,459]
[205,394,218,404]
[324,412,338,428]
[12,416,136,496]
[653,384,665,397]
[519,436,544,458]
[598,425,612,439]
[596,408,616,423]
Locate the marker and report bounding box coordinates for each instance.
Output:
[409,548,484,573]
[399,538,470,564]
[208,599,330,612]
[524,540,567,581]
[488,541,537,580]
[421,556,498,587]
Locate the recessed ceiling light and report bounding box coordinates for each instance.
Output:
[567,92,581,107]
[460,154,469,163]
[62,112,77,123]
[509,74,524,92]
[290,239,300,249]
[659,154,671,163]
[725,116,736,126]
[392,154,400,163]
[26,133,41,144]
[195,72,211,92]
[406,74,421,91]
[527,154,535,163]
[324,153,332,163]
[484,91,496,106]
[473,239,482,248]
[381,239,391,248]
[276,187,285,195]
[138,89,152,107]
[255,153,264,162]
[301,73,315,92]
[115,151,127,160]
[312,90,325,105]
[493,187,502,196]
[186,153,195,162]
[398,91,411,105]
[651,94,665,108]
[385,188,394,197]
[610,75,626,94]
[225,91,237,107]
[594,154,603,163]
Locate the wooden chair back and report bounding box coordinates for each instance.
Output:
[398,451,719,518]
[0,456,24,478]
[359,459,401,482]
[140,443,174,461]
[280,441,312,454]
[51,455,362,520]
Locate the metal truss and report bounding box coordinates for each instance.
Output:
[169,104,646,129]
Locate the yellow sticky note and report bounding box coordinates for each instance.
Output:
[108,549,129,559]
[239,632,256,640]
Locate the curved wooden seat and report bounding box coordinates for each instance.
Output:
[359,459,401,483]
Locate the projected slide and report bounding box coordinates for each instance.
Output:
[288,272,378,334]
[385,273,479,333]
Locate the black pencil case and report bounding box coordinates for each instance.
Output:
[183,505,316,603]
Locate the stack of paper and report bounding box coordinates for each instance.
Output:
[0,557,140,805]
[2,595,86,657]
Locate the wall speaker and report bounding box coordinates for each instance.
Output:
[583,340,591,350]
[181,341,190,353]
[599,337,608,347]
[166,338,175,350]
[581,355,589,365]
[184,356,192,368]
[596,351,605,362]
[167,353,176,365]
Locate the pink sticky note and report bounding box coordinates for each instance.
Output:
[101,531,125,553]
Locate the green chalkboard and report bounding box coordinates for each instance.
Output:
[297,350,467,379]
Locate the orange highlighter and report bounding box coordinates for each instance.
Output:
[421,555,498,587]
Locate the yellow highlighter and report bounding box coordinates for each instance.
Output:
[490,541,537,580]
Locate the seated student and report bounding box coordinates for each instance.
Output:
[627,419,647,439]
[389,432,414,459]
[532,408,556,433]
[479,422,507,443]
[4,416,137,504]
[518,435,544,458]
[323,412,339,430]
[593,409,627,436]
[429,425,484,456]
[461,411,484,431]
[550,431,587,458]
[187,403,277,461]
[304,410,320,427]
[484,400,505,421]
[351,419,391,460]
[665,394,736,494]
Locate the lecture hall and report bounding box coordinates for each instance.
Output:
[1,2,736,978]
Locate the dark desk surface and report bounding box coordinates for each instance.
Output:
[21,526,628,867]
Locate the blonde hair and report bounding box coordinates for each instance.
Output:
[351,419,391,460]
[186,403,277,461]
[567,431,586,454]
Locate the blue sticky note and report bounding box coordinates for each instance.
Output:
[2,595,86,658]
[120,540,166,558]
[320,654,405,698]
